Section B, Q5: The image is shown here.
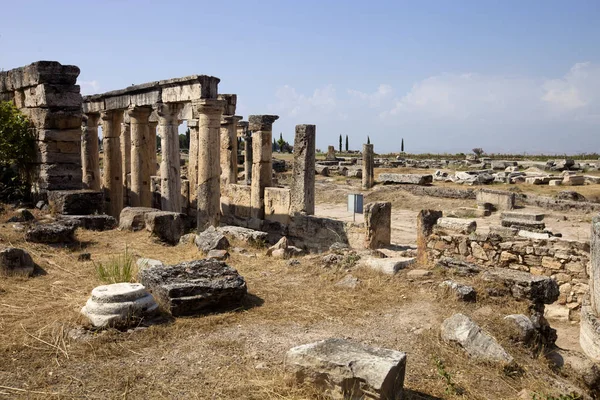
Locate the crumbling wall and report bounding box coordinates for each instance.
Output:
[0,61,82,194]
[264,187,291,225]
[426,230,589,313]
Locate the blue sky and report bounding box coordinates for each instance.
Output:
[1,0,599,154]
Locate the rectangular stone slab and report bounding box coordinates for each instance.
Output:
[379,173,433,185]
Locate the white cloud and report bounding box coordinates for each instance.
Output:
[79,80,100,95]
[269,84,336,117]
[347,84,393,108]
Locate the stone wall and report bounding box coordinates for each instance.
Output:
[0,61,83,194]
[426,229,590,314]
[264,187,291,225]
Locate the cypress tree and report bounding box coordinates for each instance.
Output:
[401,138,404,152]
[339,134,342,152]
[345,135,349,152]
[367,136,370,145]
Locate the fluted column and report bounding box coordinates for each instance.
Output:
[100,109,124,218]
[148,121,158,177]
[188,119,199,213]
[81,113,101,190]
[290,124,316,215]
[220,115,242,187]
[155,102,183,212]
[362,143,374,189]
[196,99,224,230]
[128,106,153,207]
[249,115,279,219]
[121,120,131,206]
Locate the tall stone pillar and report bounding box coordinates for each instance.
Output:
[290,124,316,215]
[100,110,124,219]
[249,115,279,219]
[128,106,153,207]
[155,102,182,212]
[362,143,374,189]
[239,121,252,185]
[196,99,224,230]
[220,115,242,187]
[81,113,101,191]
[121,120,131,206]
[188,119,199,213]
[148,121,158,177]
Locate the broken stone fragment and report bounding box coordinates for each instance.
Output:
[285,338,407,400]
[195,226,230,253]
[0,247,35,276]
[25,222,76,243]
[440,280,477,302]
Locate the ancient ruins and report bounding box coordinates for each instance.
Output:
[2,60,600,398]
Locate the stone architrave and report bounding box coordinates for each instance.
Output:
[362,143,374,189]
[81,113,101,190]
[100,110,124,218]
[220,115,242,187]
[249,115,279,219]
[156,102,183,212]
[290,124,316,215]
[128,106,153,207]
[120,120,131,206]
[196,99,225,230]
[188,119,199,211]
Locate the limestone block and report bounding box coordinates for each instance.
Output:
[0,247,35,276]
[592,216,600,314]
[315,165,329,176]
[264,187,291,225]
[59,215,117,231]
[563,175,585,186]
[290,124,316,215]
[437,217,477,234]
[481,268,559,304]
[378,173,433,185]
[504,314,536,343]
[138,259,247,317]
[195,226,230,252]
[440,280,476,302]
[21,108,82,130]
[222,184,252,218]
[25,223,76,243]
[35,128,81,142]
[161,83,202,103]
[489,225,519,237]
[34,163,83,191]
[501,218,545,230]
[441,313,513,363]
[145,211,185,245]
[118,207,161,231]
[501,212,545,222]
[364,202,391,249]
[285,338,407,400]
[476,189,515,210]
[23,83,81,108]
[581,301,600,361]
[518,230,551,240]
[48,190,103,215]
[81,283,159,328]
[360,257,416,275]
[217,226,268,245]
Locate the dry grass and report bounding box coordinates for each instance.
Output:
[0,206,590,399]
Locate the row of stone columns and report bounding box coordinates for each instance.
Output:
[249,115,279,219]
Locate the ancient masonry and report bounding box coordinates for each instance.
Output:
[581,216,600,361]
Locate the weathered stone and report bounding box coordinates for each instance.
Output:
[118,207,160,231]
[249,115,279,219]
[25,223,76,243]
[290,125,316,215]
[436,257,481,276]
[501,211,545,222]
[47,190,103,215]
[195,226,230,253]
[581,301,600,362]
[285,338,407,400]
[407,269,432,278]
[518,230,551,240]
[481,268,559,304]
[364,202,391,249]
[441,313,513,363]
[437,217,477,234]
[501,218,545,231]
[80,283,159,328]
[488,225,518,237]
[207,249,229,260]
[504,314,536,344]
[476,189,515,210]
[379,173,433,185]
[470,242,489,260]
[266,236,289,256]
[0,247,35,276]
[136,258,163,270]
[315,165,329,176]
[138,259,247,317]
[7,208,35,223]
[362,143,374,189]
[361,257,415,275]
[335,274,359,289]
[59,215,117,231]
[145,211,185,245]
[217,226,268,246]
[440,280,476,302]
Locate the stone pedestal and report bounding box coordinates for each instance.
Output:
[290,124,316,215]
[581,216,600,361]
[156,103,182,212]
[81,113,100,191]
[196,99,224,230]
[220,115,241,187]
[128,106,153,207]
[362,143,374,189]
[249,115,279,219]
[120,121,131,206]
[101,110,124,219]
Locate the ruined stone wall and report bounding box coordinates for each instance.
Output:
[426,230,590,312]
[0,61,82,194]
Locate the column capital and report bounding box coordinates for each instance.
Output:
[221,114,242,126]
[127,105,152,121]
[83,113,100,127]
[194,99,225,116]
[154,102,182,124]
[187,118,199,128]
[248,115,279,131]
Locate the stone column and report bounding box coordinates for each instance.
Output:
[416,209,442,265]
[362,143,374,189]
[188,119,199,213]
[155,102,182,212]
[100,110,124,219]
[364,202,391,249]
[220,115,242,187]
[249,115,279,219]
[290,124,316,215]
[242,124,252,185]
[128,106,153,207]
[196,99,224,230]
[121,120,131,206]
[81,113,101,191]
[148,121,158,177]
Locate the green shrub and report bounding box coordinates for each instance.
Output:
[0,101,35,181]
[94,247,137,284]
